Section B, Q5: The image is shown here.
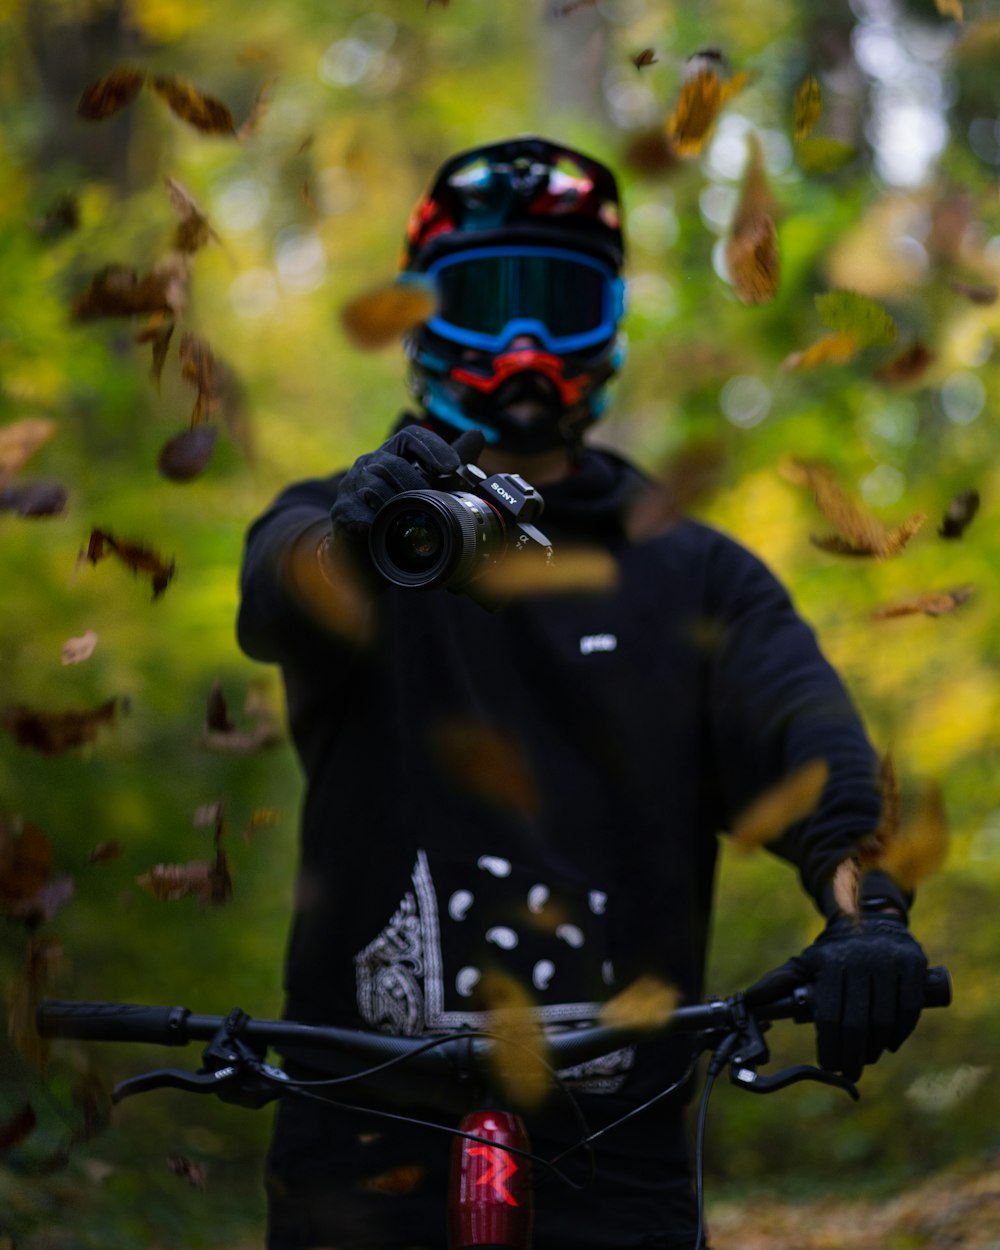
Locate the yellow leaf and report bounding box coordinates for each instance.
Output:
[340,278,438,350]
[878,783,949,891]
[815,290,896,348]
[871,585,974,619]
[796,136,857,174]
[935,0,963,20]
[793,76,822,143]
[781,331,860,371]
[667,68,750,158]
[476,545,618,599]
[476,971,550,1109]
[599,976,680,1032]
[730,759,830,851]
[0,418,57,489]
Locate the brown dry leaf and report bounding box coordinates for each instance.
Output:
[165,177,218,254]
[0,481,68,517]
[148,74,235,135]
[626,442,727,540]
[878,783,949,892]
[76,66,146,120]
[781,331,859,371]
[236,77,276,142]
[72,259,189,321]
[633,48,658,70]
[725,132,779,305]
[341,278,438,350]
[210,848,233,905]
[83,528,176,599]
[871,585,974,619]
[793,76,823,144]
[167,1155,209,1189]
[946,277,997,305]
[8,937,64,1071]
[730,759,830,852]
[61,631,98,666]
[782,458,925,559]
[0,817,52,906]
[0,418,57,488]
[205,681,235,734]
[475,971,550,1109]
[476,546,618,599]
[2,699,118,755]
[429,719,541,821]
[201,681,282,753]
[283,531,374,648]
[622,127,679,178]
[158,426,217,482]
[939,489,979,539]
[179,333,217,425]
[667,66,751,158]
[136,316,176,388]
[862,752,901,867]
[599,975,680,1031]
[831,858,861,918]
[875,342,935,387]
[137,860,214,902]
[86,840,122,865]
[356,1164,426,1194]
[0,1104,37,1155]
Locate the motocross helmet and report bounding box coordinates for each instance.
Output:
[400,137,627,453]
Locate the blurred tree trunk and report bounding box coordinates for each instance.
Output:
[536,0,611,126]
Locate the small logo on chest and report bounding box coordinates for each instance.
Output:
[579,633,618,655]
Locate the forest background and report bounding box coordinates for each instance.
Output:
[1,0,999,1246]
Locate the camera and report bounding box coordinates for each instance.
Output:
[369,462,553,591]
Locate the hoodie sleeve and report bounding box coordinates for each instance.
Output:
[703,531,898,916]
[236,474,368,666]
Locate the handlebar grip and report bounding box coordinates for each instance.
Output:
[37,1001,192,1045]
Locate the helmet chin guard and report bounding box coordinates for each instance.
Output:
[401,137,626,452]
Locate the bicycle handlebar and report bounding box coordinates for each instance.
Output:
[36,965,951,1074]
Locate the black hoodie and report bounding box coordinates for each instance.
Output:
[238,442,890,1102]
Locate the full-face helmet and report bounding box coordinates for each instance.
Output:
[401,137,627,453]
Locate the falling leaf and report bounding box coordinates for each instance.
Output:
[179,333,217,424]
[599,976,680,1031]
[815,290,896,348]
[356,1164,426,1193]
[61,631,98,665]
[667,65,751,158]
[796,136,857,175]
[871,585,974,619]
[236,77,276,142]
[781,331,860,371]
[137,857,231,904]
[86,840,122,865]
[341,277,438,350]
[875,342,935,387]
[725,132,779,305]
[0,481,68,517]
[76,66,146,120]
[429,719,541,820]
[164,177,218,254]
[206,682,235,733]
[622,127,679,177]
[0,1104,37,1155]
[2,700,118,755]
[860,752,901,868]
[877,783,949,892]
[935,0,963,19]
[831,858,861,918]
[8,937,64,1070]
[633,48,658,70]
[158,426,218,482]
[0,817,52,907]
[626,441,727,540]
[781,458,926,558]
[201,682,282,753]
[474,971,550,1109]
[72,260,188,321]
[939,489,980,539]
[136,316,175,388]
[793,76,822,144]
[82,528,176,599]
[730,759,830,851]
[282,531,375,647]
[946,277,997,305]
[476,545,618,599]
[193,800,225,837]
[167,1155,209,1189]
[148,74,235,135]
[0,418,57,488]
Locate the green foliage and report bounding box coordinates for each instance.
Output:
[2,0,999,1245]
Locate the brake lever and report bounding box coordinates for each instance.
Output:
[729,1061,859,1101]
[112,1065,248,1103]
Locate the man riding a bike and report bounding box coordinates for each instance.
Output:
[236,136,929,1250]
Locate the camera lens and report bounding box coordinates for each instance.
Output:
[369,489,502,589]
[383,509,444,574]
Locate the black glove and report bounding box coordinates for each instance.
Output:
[748,914,928,1082]
[330,425,463,543]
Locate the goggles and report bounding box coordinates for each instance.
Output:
[424,246,625,355]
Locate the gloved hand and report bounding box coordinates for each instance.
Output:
[330,425,463,544]
[748,914,928,1082]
